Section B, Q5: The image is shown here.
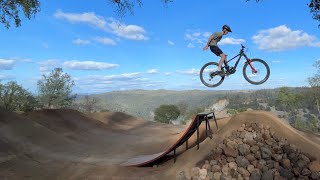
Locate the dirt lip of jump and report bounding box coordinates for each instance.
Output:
[0,109,319,179]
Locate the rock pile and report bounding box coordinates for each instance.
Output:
[180,122,320,180]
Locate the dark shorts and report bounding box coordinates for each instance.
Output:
[210,46,223,56]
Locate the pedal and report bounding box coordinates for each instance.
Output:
[210,72,217,77]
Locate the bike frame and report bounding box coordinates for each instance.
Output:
[222,46,257,73]
[200,44,270,87]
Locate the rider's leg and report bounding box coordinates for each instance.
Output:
[218,53,226,71]
[209,46,226,76]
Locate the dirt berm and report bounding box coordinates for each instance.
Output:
[0,110,319,179]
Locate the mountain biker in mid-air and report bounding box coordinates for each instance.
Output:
[202,25,232,76]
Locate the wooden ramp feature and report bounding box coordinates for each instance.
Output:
[120,112,218,167]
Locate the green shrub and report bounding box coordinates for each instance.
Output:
[154,104,180,124]
[0,81,38,112]
[227,109,238,116]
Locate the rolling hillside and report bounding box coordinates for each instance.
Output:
[79,89,249,121]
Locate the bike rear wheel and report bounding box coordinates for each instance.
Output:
[200,62,225,87]
[243,58,270,85]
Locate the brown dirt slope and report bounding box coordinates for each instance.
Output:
[0,109,185,179]
[97,111,320,180]
[25,109,110,133]
[89,111,146,130]
[0,110,319,180]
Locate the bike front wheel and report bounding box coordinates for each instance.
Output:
[243,58,270,85]
[200,62,225,87]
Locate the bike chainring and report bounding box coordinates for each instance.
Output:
[226,67,236,75]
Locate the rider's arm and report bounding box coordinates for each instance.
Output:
[205,35,215,47]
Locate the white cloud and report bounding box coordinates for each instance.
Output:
[185,30,245,48]
[184,31,207,44]
[0,74,15,80]
[185,32,201,40]
[96,72,142,80]
[21,59,33,63]
[147,69,158,74]
[272,60,281,63]
[314,42,320,47]
[75,73,166,92]
[203,32,211,38]
[54,10,107,29]
[108,19,148,40]
[0,59,16,70]
[54,10,148,41]
[94,37,117,45]
[39,59,59,73]
[219,38,246,45]
[187,43,195,48]
[5,57,33,63]
[164,72,172,76]
[168,40,175,45]
[63,60,119,70]
[176,68,199,75]
[252,25,320,51]
[72,38,90,45]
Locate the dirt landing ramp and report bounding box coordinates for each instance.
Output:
[159,111,320,179]
[104,111,320,180]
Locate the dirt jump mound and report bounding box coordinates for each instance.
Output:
[176,111,320,180]
[0,110,319,180]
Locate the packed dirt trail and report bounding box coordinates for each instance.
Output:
[0,109,319,179]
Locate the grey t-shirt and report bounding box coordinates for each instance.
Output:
[209,32,223,46]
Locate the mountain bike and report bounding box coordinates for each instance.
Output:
[200,44,270,87]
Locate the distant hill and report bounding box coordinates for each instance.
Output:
[79,89,248,121]
[74,87,320,134]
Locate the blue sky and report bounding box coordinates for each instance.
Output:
[0,0,319,94]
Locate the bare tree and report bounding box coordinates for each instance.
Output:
[308,60,320,114]
[108,0,142,16]
[2,1,319,28]
[309,0,320,25]
[0,0,40,28]
[109,0,173,16]
[81,95,99,113]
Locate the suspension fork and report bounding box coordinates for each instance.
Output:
[244,54,257,73]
